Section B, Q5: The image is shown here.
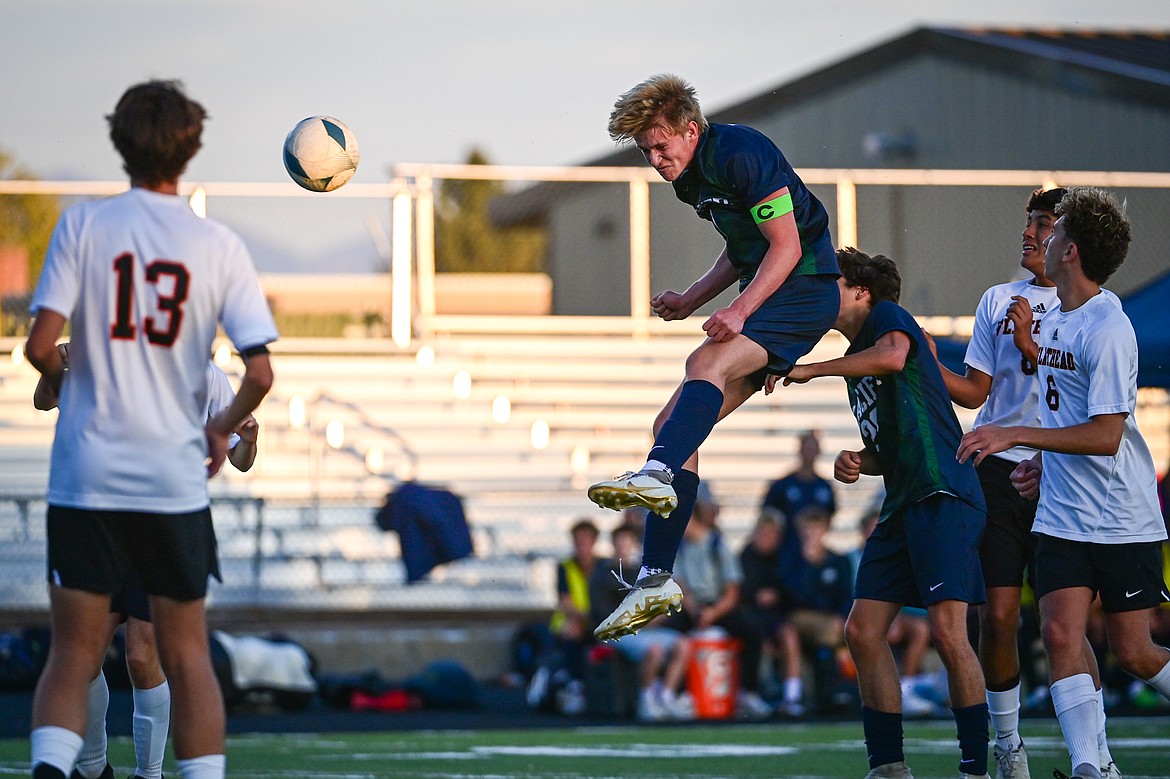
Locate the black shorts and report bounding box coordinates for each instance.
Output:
[47,505,221,602]
[977,455,1039,590]
[1034,534,1170,613]
[109,574,152,622]
[855,493,987,608]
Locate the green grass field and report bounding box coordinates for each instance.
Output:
[2,718,1168,779]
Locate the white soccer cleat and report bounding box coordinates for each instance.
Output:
[1099,761,1122,779]
[992,741,1030,779]
[587,470,678,518]
[593,572,683,642]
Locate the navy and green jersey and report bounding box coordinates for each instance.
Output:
[672,123,838,288]
[845,301,985,522]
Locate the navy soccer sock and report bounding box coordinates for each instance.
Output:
[952,702,990,776]
[639,469,700,573]
[861,706,905,769]
[646,380,723,473]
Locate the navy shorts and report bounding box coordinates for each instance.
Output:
[47,505,221,602]
[855,493,987,608]
[977,455,1039,590]
[1034,534,1169,613]
[743,272,839,386]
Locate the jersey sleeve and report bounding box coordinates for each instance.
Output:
[867,301,921,359]
[717,129,792,206]
[204,362,242,449]
[29,211,82,319]
[963,287,998,377]
[1083,311,1137,418]
[218,234,279,351]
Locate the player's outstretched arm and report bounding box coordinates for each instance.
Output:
[784,330,911,386]
[957,413,1126,466]
[920,329,991,409]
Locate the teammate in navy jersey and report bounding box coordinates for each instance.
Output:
[782,248,989,779]
[959,187,1170,779]
[929,187,1117,779]
[24,80,277,779]
[586,74,840,642]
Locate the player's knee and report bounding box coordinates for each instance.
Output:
[1039,618,1082,656]
[843,614,881,652]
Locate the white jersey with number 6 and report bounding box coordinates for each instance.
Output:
[964,279,1060,463]
[1032,289,1165,544]
[30,188,277,512]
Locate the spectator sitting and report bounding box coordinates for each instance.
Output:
[780,505,855,711]
[590,522,693,721]
[662,482,772,719]
[549,519,603,681]
[739,508,805,715]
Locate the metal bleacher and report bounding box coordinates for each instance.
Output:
[0,327,889,615]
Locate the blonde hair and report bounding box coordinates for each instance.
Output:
[608,74,708,143]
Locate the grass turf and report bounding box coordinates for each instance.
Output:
[2,717,1169,778]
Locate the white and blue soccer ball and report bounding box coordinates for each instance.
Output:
[282,116,360,192]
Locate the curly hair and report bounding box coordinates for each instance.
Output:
[1026,186,1067,214]
[1055,187,1131,284]
[607,74,708,143]
[107,80,207,186]
[836,247,901,305]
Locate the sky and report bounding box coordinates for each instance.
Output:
[3,0,1169,271]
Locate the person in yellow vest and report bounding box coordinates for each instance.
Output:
[550,519,603,680]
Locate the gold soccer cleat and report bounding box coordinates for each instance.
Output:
[587,470,678,518]
[593,573,683,642]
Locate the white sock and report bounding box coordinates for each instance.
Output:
[1095,686,1113,768]
[641,460,670,474]
[1145,655,1170,698]
[637,566,668,582]
[1051,674,1100,772]
[177,754,225,779]
[75,672,110,777]
[133,680,171,779]
[30,725,84,777]
[987,683,1022,750]
[784,676,803,703]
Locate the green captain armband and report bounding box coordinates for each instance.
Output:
[750,193,794,224]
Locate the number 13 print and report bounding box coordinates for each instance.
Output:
[109,253,190,346]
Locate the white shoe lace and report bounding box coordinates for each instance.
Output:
[610,561,634,592]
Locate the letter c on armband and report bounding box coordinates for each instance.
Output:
[751,193,794,225]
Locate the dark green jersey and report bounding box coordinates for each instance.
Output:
[845,301,985,521]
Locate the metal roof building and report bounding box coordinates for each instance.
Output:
[502,27,1170,316]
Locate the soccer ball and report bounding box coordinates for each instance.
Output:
[282,116,360,192]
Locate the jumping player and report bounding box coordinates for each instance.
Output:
[36,353,257,779]
[928,187,1119,779]
[24,80,277,779]
[783,248,990,779]
[959,187,1170,779]
[586,74,839,641]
